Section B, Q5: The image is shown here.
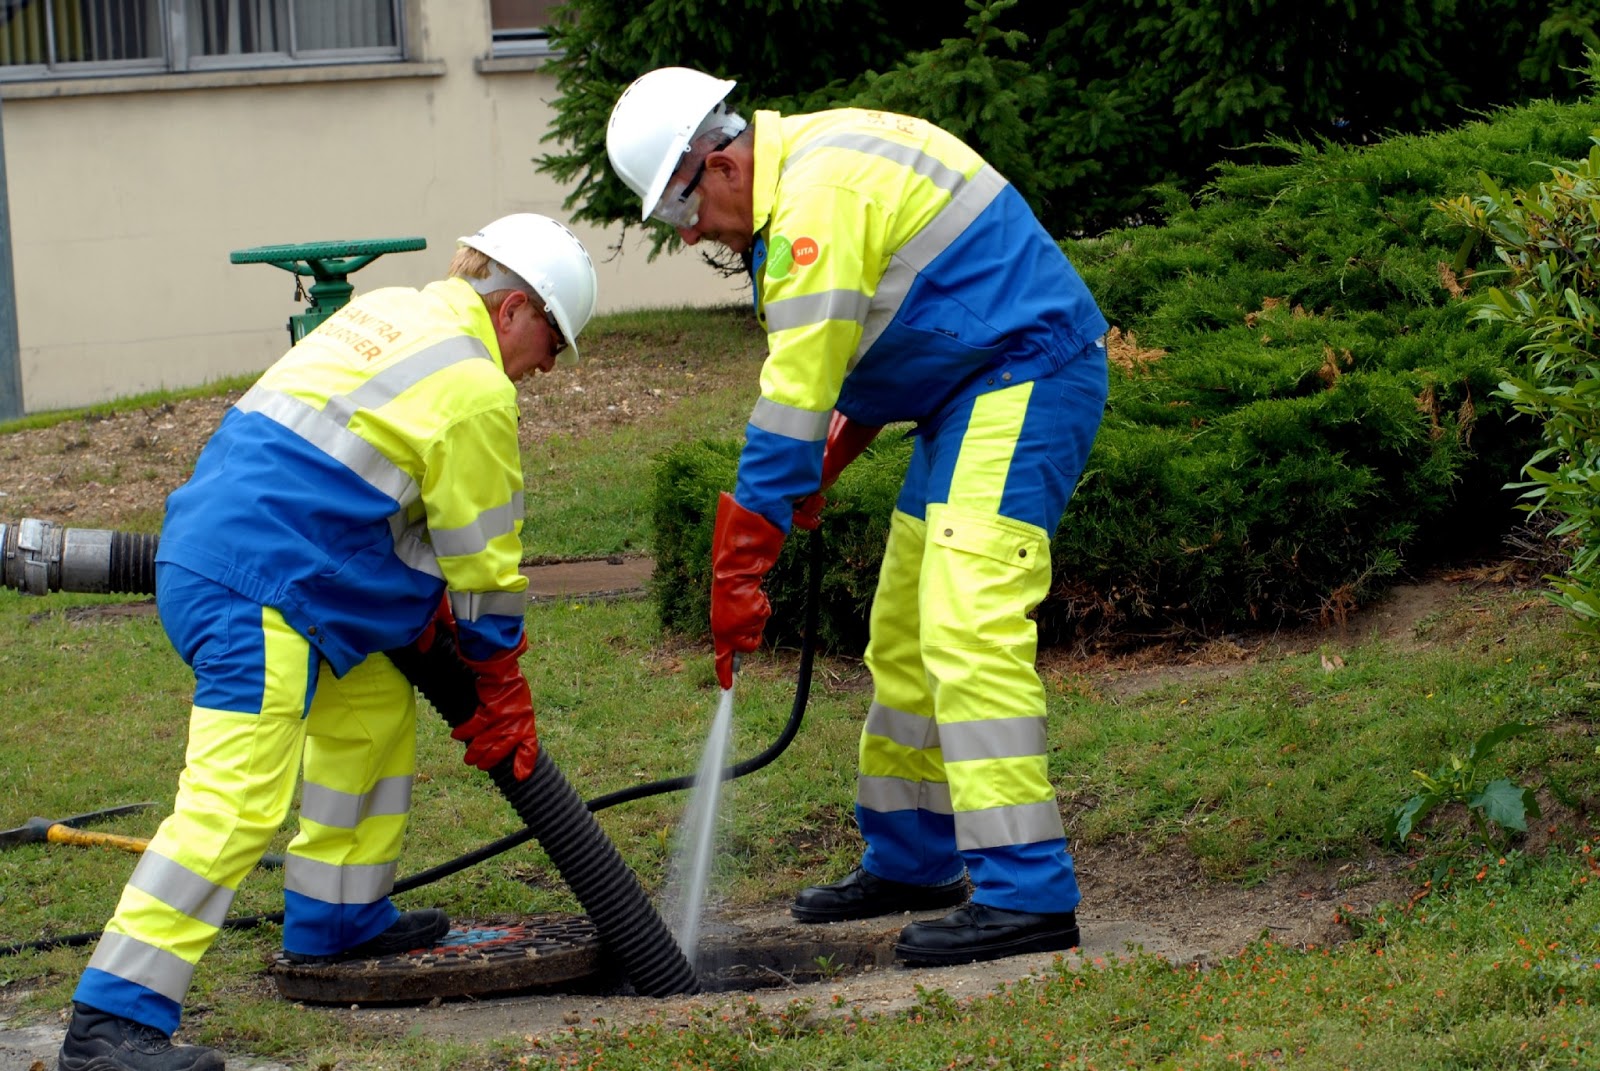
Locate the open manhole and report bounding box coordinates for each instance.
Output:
[696,926,900,992]
[268,914,902,1004]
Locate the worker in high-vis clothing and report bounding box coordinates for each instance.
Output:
[57,213,599,1071]
[608,68,1109,967]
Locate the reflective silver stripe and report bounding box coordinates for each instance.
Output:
[389,513,443,577]
[300,776,413,830]
[895,164,1007,271]
[236,336,492,507]
[784,131,967,194]
[764,288,872,334]
[87,931,196,1002]
[283,855,397,904]
[749,398,831,441]
[938,716,1047,763]
[955,800,1065,851]
[450,588,528,622]
[856,774,954,815]
[126,850,235,929]
[429,492,524,559]
[862,701,939,751]
[238,387,418,506]
[858,164,1008,360]
[335,335,491,416]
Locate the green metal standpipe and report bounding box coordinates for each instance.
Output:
[229,237,428,345]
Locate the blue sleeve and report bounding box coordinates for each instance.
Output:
[733,423,826,533]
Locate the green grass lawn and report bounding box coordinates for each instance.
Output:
[2,308,1599,1069]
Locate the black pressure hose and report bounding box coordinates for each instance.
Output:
[389,526,824,881]
[1,528,823,984]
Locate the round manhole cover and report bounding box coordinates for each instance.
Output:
[268,914,604,1004]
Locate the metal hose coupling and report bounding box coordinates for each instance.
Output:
[0,518,158,597]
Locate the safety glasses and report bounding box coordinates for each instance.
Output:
[543,305,568,358]
[649,134,736,230]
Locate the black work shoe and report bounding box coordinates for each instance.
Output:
[791,866,968,923]
[895,903,1081,966]
[57,1002,225,1071]
[282,908,450,965]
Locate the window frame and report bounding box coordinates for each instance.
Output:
[487,0,559,60]
[0,0,408,82]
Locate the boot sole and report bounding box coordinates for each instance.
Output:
[59,1051,225,1071]
[894,925,1082,967]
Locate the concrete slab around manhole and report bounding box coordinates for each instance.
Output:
[0,908,1201,1065]
[341,905,1201,1046]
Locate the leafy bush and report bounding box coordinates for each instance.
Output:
[1441,134,1600,634]
[651,95,1600,649]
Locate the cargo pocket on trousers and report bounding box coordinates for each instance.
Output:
[923,508,1048,649]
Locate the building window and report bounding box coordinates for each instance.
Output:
[0,0,404,80]
[490,0,558,58]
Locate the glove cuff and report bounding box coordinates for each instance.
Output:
[713,492,786,567]
[821,412,883,490]
[463,631,528,674]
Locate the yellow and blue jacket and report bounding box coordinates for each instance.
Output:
[156,277,528,674]
[737,108,1108,530]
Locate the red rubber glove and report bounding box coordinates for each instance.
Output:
[790,411,883,530]
[791,492,826,531]
[711,492,786,689]
[413,591,456,654]
[450,633,539,781]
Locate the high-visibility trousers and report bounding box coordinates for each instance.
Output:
[74,565,416,1034]
[855,343,1107,914]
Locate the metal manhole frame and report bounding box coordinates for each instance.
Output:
[267,914,605,1004]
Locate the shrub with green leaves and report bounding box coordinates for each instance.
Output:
[1441,136,1600,634]
[652,94,1600,649]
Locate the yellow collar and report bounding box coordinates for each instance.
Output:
[432,277,505,370]
[750,110,784,236]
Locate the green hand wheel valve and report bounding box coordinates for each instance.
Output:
[230,237,427,345]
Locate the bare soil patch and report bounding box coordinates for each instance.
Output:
[0,339,747,531]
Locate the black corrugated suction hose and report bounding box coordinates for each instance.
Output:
[385,632,702,997]
[107,531,160,595]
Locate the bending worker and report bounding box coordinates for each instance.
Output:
[58,214,598,1071]
[608,68,1109,967]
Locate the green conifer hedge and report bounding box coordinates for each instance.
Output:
[652,96,1600,651]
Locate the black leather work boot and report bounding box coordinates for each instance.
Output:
[57,1002,225,1071]
[895,903,1081,966]
[282,908,450,965]
[791,866,968,923]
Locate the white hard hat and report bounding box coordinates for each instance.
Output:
[607,67,743,221]
[458,213,598,366]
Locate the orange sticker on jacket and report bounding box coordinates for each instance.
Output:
[792,237,819,266]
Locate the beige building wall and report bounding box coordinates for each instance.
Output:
[0,2,741,414]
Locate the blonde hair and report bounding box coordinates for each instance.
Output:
[449,246,494,279]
